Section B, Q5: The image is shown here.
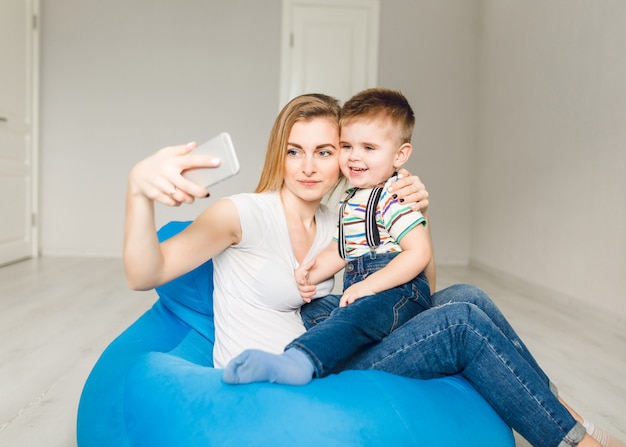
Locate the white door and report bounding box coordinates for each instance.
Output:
[279,0,380,106]
[0,0,39,266]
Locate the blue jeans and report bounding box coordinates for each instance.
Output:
[301,284,585,447]
[290,251,431,378]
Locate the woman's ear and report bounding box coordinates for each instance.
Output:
[393,143,413,168]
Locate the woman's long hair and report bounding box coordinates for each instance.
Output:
[255,94,341,193]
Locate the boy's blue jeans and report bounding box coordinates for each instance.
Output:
[301,283,585,447]
[288,251,431,379]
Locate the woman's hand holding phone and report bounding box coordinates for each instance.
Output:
[182,133,240,189]
[128,141,223,207]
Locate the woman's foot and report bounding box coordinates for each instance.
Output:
[560,397,625,447]
[222,348,314,385]
[583,421,626,447]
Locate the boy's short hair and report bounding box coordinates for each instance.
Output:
[340,88,415,144]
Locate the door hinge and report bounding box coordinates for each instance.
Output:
[290,32,294,47]
[33,14,38,30]
[32,213,37,227]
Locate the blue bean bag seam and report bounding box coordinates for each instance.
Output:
[358,370,421,446]
[117,305,195,445]
[117,305,215,445]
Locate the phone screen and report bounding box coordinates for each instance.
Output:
[183,132,240,188]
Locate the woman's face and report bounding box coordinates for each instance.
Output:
[282,117,340,203]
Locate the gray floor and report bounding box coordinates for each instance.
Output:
[0,257,624,446]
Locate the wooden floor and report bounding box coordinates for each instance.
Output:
[0,257,624,446]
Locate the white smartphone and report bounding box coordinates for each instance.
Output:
[183,132,240,188]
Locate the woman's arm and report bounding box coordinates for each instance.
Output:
[123,143,237,290]
[390,169,436,292]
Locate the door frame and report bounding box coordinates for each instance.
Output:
[0,0,40,265]
[278,0,380,108]
[31,0,40,259]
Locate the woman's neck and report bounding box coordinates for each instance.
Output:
[279,187,320,228]
[279,187,320,263]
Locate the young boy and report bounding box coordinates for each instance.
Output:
[223,88,432,385]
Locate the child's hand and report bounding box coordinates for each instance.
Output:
[340,282,376,307]
[295,260,317,303]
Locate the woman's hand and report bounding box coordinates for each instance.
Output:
[128,142,222,207]
[388,168,429,213]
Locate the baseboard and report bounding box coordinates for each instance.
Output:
[467,258,617,321]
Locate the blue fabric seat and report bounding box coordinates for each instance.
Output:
[76,221,514,447]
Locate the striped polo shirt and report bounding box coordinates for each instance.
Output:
[334,175,426,260]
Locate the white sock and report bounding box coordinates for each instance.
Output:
[583,420,626,447]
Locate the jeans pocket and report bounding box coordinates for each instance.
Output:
[411,276,432,309]
[390,293,426,333]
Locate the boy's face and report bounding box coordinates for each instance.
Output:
[339,119,409,188]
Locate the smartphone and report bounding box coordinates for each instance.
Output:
[183,132,240,188]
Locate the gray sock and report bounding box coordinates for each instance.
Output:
[222,347,314,385]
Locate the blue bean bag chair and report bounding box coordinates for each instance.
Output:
[76,221,514,447]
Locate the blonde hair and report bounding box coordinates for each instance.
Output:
[256,94,341,193]
[340,88,415,144]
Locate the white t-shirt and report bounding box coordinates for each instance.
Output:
[211,191,335,368]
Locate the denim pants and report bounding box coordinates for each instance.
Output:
[300,283,585,447]
[289,251,431,379]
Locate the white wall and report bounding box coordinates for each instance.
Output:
[39,0,478,264]
[39,1,625,318]
[473,0,626,317]
[378,0,480,265]
[40,0,283,256]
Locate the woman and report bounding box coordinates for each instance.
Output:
[124,93,614,447]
